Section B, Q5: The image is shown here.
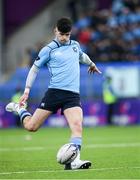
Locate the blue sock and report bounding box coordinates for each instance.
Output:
[18,109,31,124]
[70,137,82,151]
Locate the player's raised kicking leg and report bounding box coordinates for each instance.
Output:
[5,102,52,131]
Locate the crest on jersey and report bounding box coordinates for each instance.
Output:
[35,56,40,61]
[72,47,77,52]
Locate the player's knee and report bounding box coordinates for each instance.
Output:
[29,127,38,132]
[24,123,38,132]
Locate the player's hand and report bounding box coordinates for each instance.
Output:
[19,93,29,107]
[88,65,102,74]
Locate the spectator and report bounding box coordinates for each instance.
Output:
[103,76,117,124]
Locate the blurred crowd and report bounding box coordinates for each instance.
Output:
[24,0,140,66]
[71,0,140,62]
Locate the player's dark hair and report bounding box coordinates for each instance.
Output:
[56,17,72,33]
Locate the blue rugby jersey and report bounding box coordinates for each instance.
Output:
[34,39,83,93]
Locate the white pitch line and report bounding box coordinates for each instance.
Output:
[85,142,140,148]
[0,166,140,175]
[0,147,44,152]
[0,142,140,152]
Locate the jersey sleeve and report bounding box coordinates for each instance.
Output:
[34,46,51,68]
[75,41,83,58]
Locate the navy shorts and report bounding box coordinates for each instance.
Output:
[38,88,81,114]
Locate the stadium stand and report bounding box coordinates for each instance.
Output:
[71,0,140,62]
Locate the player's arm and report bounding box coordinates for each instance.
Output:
[19,46,50,106]
[19,65,39,106]
[79,52,102,74]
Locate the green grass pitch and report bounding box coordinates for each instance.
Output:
[0,125,140,179]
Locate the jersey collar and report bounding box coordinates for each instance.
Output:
[54,38,71,46]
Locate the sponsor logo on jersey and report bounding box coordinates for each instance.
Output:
[55,51,62,56]
[41,103,45,107]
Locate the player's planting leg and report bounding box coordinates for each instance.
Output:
[63,107,92,170]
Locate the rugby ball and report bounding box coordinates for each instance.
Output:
[56,143,78,164]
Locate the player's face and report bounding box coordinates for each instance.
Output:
[55,28,71,44]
